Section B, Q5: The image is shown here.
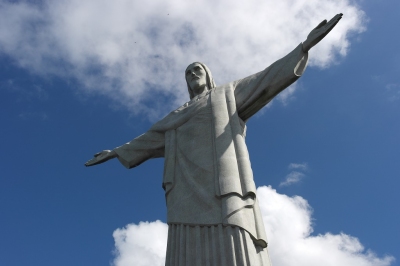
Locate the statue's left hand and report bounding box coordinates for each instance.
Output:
[303,13,343,52]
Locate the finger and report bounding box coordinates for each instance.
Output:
[325,16,342,32]
[327,13,343,26]
[85,160,94,167]
[85,157,100,167]
[333,13,343,19]
[331,19,340,28]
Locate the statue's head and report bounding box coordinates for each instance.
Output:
[185,62,216,99]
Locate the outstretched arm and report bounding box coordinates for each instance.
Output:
[235,13,343,121]
[85,130,165,169]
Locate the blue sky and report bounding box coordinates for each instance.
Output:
[1,0,399,265]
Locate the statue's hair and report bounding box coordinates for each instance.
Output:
[185,62,216,99]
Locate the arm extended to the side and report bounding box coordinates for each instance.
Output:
[235,13,342,121]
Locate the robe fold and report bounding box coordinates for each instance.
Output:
[114,43,308,264]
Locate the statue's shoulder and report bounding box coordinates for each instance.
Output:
[175,102,190,112]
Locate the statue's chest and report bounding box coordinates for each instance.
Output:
[176,96,213,163]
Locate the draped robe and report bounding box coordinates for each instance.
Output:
[114,43,308,265]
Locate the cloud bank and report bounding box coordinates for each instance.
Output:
[0,0,365,118]
[112,186,394,266]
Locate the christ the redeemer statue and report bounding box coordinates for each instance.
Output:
[86,14,342,266]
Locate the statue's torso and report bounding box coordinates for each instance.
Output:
[167,94,223,224]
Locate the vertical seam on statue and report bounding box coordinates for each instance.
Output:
[209,91,220,197]
[164,130,176,197]
[225,86,243,196]
[171,130,176,191]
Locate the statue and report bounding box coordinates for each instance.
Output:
[85,14,343,266]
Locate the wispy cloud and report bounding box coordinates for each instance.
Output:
[386,83,400,101]
[280,162,308,187]
[112,186,394,266]
[280,171,306,187]
[277,84,300,106]
[18,111,48,120]
[289,162,308,171]
[0,0,366,118]
[1,79,49,102]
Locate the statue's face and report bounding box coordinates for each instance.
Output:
[185,63,207,95]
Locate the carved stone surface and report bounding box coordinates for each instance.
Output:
[85,14,342,265]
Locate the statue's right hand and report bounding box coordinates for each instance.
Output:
[85,150,117,167]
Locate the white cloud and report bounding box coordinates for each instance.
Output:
[112,220,168,266]
[0,0,366,118]
[112,186,394,266]
[258,186,394,266]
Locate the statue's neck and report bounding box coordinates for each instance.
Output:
[192,86,209,98]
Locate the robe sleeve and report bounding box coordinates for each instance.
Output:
[113,130,165,169]
[234,43,309,121]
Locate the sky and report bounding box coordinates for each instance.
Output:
[0,0,399,265]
